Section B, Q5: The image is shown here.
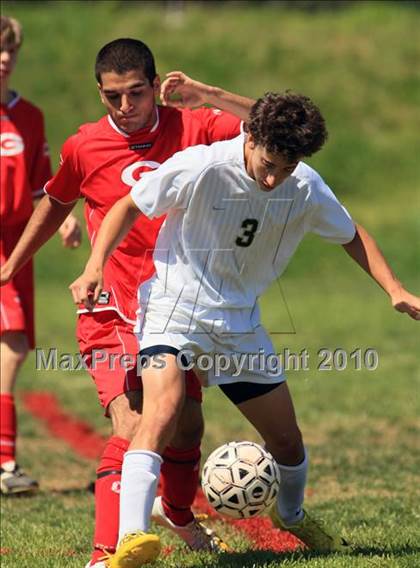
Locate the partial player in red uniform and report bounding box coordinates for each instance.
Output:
[0,16,81,495]
[0,38,254,565]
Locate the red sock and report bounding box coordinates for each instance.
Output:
[160,445,201,526]
[0,394,16,466]
[90,436,129,565]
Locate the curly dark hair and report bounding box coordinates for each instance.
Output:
[95,38,156,85]
[247,92,328,162]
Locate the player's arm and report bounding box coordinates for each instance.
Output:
[31,195,82,250]
[342,223,420,320]
[160,71,254,120]
[0,195,76,286]
[69,194,140,310]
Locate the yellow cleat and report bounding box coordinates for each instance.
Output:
[108,531,161,567]
[270,506,350,552]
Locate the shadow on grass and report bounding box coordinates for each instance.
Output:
[200,544,420,567]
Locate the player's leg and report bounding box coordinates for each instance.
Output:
[221,381,306,523]
[234,382,307,515]
[222,380,348,551]
[159,393,203,525]
[107,371,204,527]
[0,331,28,454]
[77,312,142,566]
[113,353,184,567]
[0,256,38,495]
[152,391,229,553]
[0,332,38,495]
[108,387,227,556]
[80,313,213,566]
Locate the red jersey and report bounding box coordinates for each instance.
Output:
[0,94,52,228]
[45,106,241,322]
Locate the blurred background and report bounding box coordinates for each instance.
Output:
[1,1,419,566]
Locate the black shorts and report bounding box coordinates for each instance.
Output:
[138,344,190,367]
[219,381,283,405]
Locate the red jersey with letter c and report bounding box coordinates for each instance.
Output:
[45,106,240,321]
[1,96,51,228]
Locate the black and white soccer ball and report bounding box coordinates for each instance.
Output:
[201,441,280,519]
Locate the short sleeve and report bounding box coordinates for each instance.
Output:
[192,107,241,143]
[130,147,201,218]
[30,111,52,198]
[44,135,82,204]
[308,176,356,244]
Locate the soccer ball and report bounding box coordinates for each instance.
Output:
[201,441,280,519]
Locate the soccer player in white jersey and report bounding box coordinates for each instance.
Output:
[72,92,420,566]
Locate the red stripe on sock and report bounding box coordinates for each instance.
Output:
[22,391,106,459]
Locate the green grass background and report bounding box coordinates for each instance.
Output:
[1,1,419,566]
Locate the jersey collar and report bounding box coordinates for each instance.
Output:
[3,91,20,109]
[107,105,160,138]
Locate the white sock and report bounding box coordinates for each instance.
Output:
[118,450,163,541]
[276,449,308,526]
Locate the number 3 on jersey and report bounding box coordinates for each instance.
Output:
[235,218,259,247]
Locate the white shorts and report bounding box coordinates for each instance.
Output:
[135,278,286,387]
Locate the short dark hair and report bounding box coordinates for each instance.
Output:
[247,92,328,162]
[95,38,156,85]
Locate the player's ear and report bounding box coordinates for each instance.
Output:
[247,133,256,149]
[152,75,161,96]
[97,83,105,104]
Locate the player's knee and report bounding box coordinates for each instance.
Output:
[1,332,29,367]
[7,348,28,367]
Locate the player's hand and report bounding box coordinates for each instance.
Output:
[391,288,420,320]
[58,213,82,249]
[69,265,103,311]
[160,71,210,109]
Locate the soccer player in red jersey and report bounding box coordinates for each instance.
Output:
[0,16,81,495]
[0,38,254,565]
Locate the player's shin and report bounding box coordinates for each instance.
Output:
[118,450,163,541]
[91,436,129,562]
[160,444,201,526]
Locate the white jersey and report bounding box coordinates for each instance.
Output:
[130,134,355,310]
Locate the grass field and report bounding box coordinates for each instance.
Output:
[1,1,420,567]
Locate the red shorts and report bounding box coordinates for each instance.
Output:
[0,224,35,348]
[77,310,202,415]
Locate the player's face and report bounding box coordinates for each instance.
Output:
[245,136,299,191]
[98,69,160,134]
[0,43,19,81]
